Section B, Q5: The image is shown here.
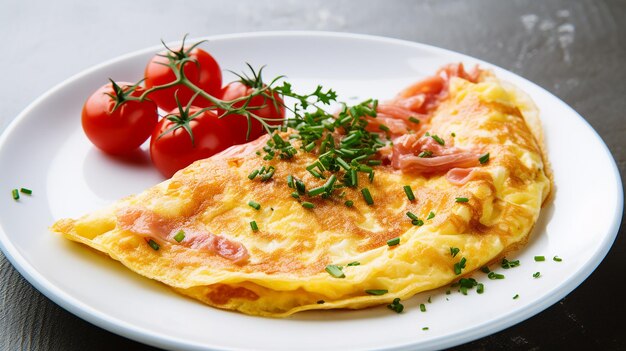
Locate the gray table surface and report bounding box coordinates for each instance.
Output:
[1,0,624,350]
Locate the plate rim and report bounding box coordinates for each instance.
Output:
[0,30,623,351]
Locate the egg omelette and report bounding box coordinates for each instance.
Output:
[51,64,552,317]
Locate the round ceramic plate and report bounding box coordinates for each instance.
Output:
[0,32,622,351]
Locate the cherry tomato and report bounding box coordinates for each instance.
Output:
[150,108,234,178]
[220,81,285,144]
[144,45,222,111]
[81,81,158,155]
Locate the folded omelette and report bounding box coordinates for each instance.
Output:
[52,64,552,317]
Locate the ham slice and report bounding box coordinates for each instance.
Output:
[389,134,480,173]
[446,167,480,185]
[117,207,249,263]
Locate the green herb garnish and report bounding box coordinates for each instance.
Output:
[454,257,467,275]
[403,185,415,201]
[501,258,520,269]
[147,239,160,251]
[479,153,490,164]
[325,264,345,278]
[431,134,445,145]
[20,188,32,195]
[365,289,388,295]
[361,188,374,205]
[487,272,505,280]
[387,237,400,246]
[387,298,404,313]
[173,230,185,242]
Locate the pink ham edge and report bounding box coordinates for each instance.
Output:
[116,207,249,263]
[213,133,270,159]
[446,167,480,185]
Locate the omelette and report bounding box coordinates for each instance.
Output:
[52,63,552,317]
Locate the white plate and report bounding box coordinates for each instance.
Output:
[0,32,622,351]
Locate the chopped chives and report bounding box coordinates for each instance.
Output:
[367,160,382,166]
[304,142,316,152]
[11,189,19,200]
[418,150,433,158]
[480,266,491,273]
[412,219,424,226]
[533,272,541,278]
[323,174,337,192]
[173,230,185,243]
[403,185,415,201]
[427,211,435,220]
[20,188,32,195]
[387,237,400,246]
[450,247,460,257]
[479,152,490,164]
[250,221,259,231]
[487,272,505,280]
[147,239,160,251]
[301,202,315,209]
[534,256,546,262]
[295,180,306,194]
[325,264,345,278]
[336,157,351,170]
[365,289,388,295]
[406,211,418,220]
[347,261,360,266]
[308,186,326,197]
[350,169,358,187]
[287,175,294,188]
[455,197,469,203]
[501,258,520,269]
[387,298,404,313]
[408,116,420,124]
[368,171,375,183]
[291,192,300,199]
[420,303,426,312]
[428,296,432,303]
[378,124,390,133]
[260,167,275,181]
[513,294,519,300]
[454,257,467,275]
[361,188,374,205]
[477,283,484,294]
[422,327,429,331]
[451,132,456,137]
[308,169,324,179]
[431,134,445,145]
[248,201,261,210]
[248,169,259,180]
[344,200,354,207]
[553,256,563,262]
